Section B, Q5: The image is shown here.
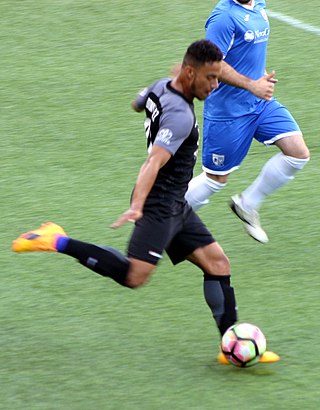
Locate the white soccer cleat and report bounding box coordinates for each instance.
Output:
[229,194,269,244]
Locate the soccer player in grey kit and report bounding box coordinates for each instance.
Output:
[12,39,278,364]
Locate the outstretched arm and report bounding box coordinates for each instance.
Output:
[111,145,171,228]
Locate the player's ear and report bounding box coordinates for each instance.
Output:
[185,65,195,80]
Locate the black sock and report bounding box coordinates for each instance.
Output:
[203,274,238,337]
[61,239,130,287]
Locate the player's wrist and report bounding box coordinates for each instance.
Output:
[245,78,256,93]
[129,204,144,214]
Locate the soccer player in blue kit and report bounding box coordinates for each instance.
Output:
[185,0,310,243]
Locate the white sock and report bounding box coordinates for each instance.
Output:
[185,172,226,211]
[241,153,309,211]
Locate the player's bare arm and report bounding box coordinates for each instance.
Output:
[111,145,172,228]
[219,61,276,101]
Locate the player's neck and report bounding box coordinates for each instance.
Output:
[171,76,194,103]
[235,0,254,8]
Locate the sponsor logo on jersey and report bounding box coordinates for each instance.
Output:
[212,153,225,167]
[157,128,173,145]
[244,30,255,42]
[244,27,269,43]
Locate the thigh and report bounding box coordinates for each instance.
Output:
[187,241,230,276]
[127,212,176,265]
[202,117,256,175]
[255,99,302,145]
[166,205,215,265]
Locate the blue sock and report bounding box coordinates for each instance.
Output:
[56,235,70,253]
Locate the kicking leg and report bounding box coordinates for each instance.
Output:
[12,222,155,288]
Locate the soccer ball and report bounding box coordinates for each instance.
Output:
[221,323,267,367]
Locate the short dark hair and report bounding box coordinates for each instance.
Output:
[182,39,223,67]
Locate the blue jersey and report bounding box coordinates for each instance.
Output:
[204,0,270,120]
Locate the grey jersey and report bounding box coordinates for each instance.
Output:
[134,79,199,206]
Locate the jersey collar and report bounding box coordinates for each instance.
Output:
[167,81,194,105]
[233,0,255,10]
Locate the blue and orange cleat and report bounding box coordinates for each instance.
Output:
[12,222,67,252]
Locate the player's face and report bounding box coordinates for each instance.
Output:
[191,61,222,101]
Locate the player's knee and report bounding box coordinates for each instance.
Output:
[206,173,229,185]
[296,136,310,160]
[300,147,310,161]
[126,268,154,289]
[206,253,230,276]
[125,276,146,289]
[292,145,310,160]
[278,135,310,160]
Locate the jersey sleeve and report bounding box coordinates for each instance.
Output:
[205,11,235,57]
[154,108,194,156]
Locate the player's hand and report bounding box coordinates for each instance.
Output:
[110,208,143,229]
[265,70,278,84]
[251,70,278,101]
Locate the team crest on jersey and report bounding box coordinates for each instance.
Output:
[212,153,225,167]
[260,9,268,21]
[244,14,250,22]
[157,128,173,145]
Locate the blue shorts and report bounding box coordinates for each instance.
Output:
[202,99,302,175]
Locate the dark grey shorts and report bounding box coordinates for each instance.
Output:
[127,201,215,265]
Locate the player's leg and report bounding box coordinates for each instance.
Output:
[241,135,309,210]
[77,210,170,287]
[167,207,280,363]
[187,241,238,337]
[166,207,237,337]
[185,117,254,210]
[11,220,160,288]
[185,172,227,211]
[190,243,280,364]
[231,101,310,242]
[59,239,156,288]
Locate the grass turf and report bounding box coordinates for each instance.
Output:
[1,0,320,408]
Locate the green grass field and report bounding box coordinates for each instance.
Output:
[2,1,320,408]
